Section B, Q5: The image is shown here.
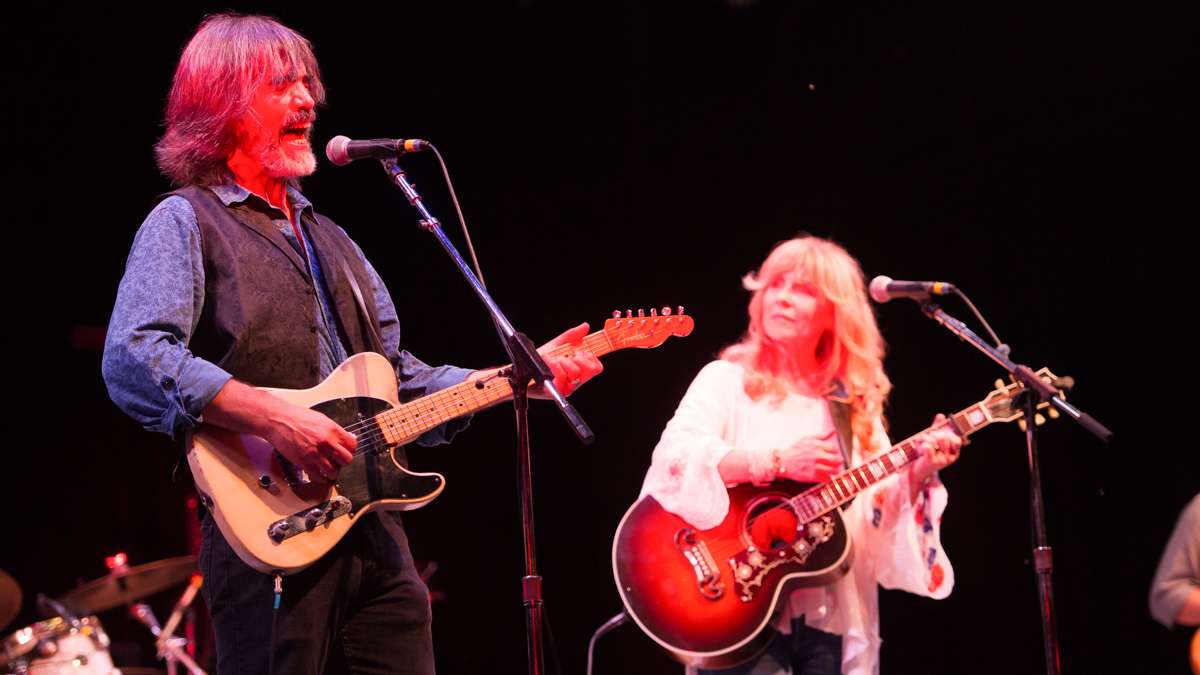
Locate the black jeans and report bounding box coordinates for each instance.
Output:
[698,618,843,675]
[199,512,434,675]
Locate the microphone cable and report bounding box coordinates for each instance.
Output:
[586,610,629,675]
[427,143,488,289]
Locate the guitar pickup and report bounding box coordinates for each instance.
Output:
[267,496,353,543]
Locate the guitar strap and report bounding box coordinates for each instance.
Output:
[339,259,390,357]
[825,382,855,471]
[339,259,403,519]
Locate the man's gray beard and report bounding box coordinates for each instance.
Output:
[261,140,317,178]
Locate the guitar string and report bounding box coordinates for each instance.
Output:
[337,338,604,451]
[300,324,668,465]
[336,320,692,437]
[334,330,616,438]
[720,417,962,551]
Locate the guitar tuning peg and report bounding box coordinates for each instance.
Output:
[638,309,645,318]
[625,309,632,318]
[662,306,672,316]
[994,379,1006,390]
[650,308,658,317]
[678,305,685,315]
[1034,413,1046,426]
[611,310,621,319]
[1047,408,1060,419]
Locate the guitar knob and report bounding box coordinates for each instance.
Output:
[612,310,621,318]
[268,521,291,543]
[304,508,324,531]
[625,309,632,318]
[650,308,658,317]
[638,309,645,318]
[662,306,672,316]
[677,305,685,315]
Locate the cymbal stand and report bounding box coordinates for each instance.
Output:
[129,603,206,675]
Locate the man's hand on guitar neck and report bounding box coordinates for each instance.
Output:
[203,379,356,482]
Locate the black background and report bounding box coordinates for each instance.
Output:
[4,3,1195,674]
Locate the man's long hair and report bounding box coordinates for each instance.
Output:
[721,236,892,454]
[155,13,326,187]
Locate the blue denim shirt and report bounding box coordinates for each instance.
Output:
[102,183,472,445]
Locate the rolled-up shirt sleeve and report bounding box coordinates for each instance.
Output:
[1150,494,1200,627]
[360,251,473,447]
[102,197,233,439]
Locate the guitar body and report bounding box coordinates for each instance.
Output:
[186,313,697,575]
[1191,627,1199,675]
[188,352,444,575]
[613,481,852,669]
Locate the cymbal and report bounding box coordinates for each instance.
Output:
[0,569,20,631]
[60,556,197,614]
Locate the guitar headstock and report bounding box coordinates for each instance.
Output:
[603,306,694,349]
[981,367,1073,429]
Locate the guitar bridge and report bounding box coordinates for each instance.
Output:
[675,528,724,600]
[267,496,353,543]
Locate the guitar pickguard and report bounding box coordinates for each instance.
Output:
[309,396,443,512]
[728,494,839,602]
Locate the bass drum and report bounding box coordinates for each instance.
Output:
[1,615,118,674]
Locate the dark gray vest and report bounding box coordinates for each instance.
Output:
[167,185,382,389]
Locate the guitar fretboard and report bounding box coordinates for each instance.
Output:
[789,400,998,523]
[370,330,620,445]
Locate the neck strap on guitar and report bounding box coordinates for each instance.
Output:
[825,381,855,469]
[339,258,389,357]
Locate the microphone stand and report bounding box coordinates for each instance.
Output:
[378,156,593,675]
[916,300,1111,675]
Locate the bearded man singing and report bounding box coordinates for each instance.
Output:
[102,13,600,675]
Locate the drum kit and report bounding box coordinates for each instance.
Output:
[0,558,206,675]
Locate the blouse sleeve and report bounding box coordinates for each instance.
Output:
[639,361,741,530]
[855,419,955,599]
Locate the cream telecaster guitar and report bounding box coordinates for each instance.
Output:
[189,310,694,574]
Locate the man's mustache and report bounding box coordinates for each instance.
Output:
[284,111,317,130]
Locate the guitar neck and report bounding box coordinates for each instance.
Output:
[789,399,1000,522]
[372,330,618,445]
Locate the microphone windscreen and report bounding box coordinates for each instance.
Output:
[325,135,352,166]
[868,275,893,303]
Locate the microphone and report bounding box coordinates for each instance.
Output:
[869,275,956,303]
[325,135,430,166]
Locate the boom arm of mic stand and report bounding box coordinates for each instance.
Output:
[918,301,1112,443]
[377,157,592,442]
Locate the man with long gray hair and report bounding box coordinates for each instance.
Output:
[102,13,600,674]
